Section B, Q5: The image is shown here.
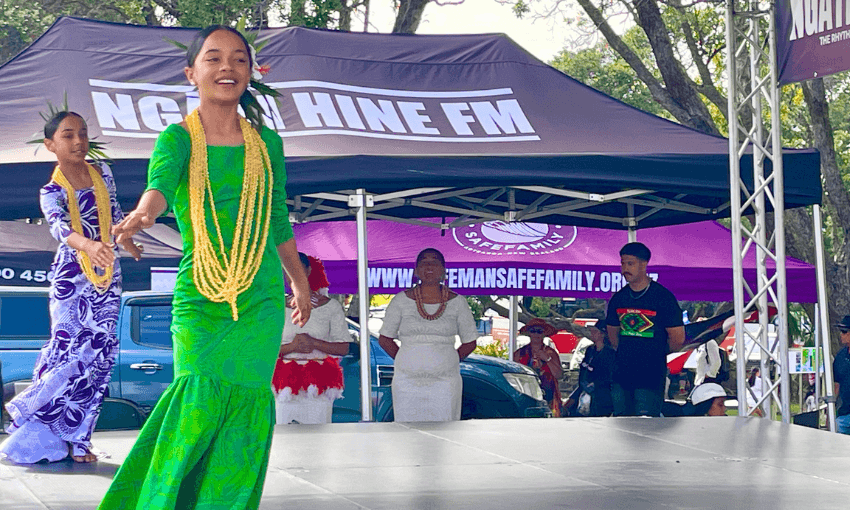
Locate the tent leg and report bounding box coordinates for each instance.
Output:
[815,302,821,421]
[354,189,373,422]
[813,204,837,432]
[508,296,518,359]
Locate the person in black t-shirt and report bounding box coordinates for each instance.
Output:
[606,242,685,417]
[832,315,850,434]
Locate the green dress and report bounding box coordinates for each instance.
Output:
[98,123,293,510]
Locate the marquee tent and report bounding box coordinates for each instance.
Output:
[291,218,817,303]
[0,17,821,227]
[0,17,825,422]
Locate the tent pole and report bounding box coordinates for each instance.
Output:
[813,204,837,431]
[507,194,519,358]
[627,204,636,242]
[354,189,373,422]
[628,229,636,242]
[508,296,518,359]
[815,302,821,422]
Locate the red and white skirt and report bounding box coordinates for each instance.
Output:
[271,357,345,401]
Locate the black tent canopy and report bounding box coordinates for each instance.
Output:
[0,17,820,226]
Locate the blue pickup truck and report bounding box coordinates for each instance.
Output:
[1,287,550,426]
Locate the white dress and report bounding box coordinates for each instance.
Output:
[275,299,349,424]
[379,292,479,422]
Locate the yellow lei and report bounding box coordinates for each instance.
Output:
[186,109,274,320]
[51,163,113,292]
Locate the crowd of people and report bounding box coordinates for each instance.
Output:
[0,21,845,510]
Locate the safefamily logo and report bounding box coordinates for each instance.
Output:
[452,221,577,256]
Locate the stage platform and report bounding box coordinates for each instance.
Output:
[2,416,849,509]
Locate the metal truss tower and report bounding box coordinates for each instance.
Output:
[725,0,791,421]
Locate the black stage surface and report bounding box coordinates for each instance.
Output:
[2,417,849,509]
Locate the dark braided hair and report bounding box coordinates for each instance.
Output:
[44,111,84,140]
[186,25,266,132]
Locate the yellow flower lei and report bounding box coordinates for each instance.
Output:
[186,109,274,321]
[51,163,113,293]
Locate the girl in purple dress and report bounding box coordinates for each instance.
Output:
[0,112,140,464]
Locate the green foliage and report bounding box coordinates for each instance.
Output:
[0,0,356,67]
[529,297,558,318]
[549,35,667,118]
[174,0,265,28]
[789,304,815,347]
[466,296,484,321]
[474,341,508,359]
[0,0,148,65]
[511,0,531,18]
[275,0,346,29]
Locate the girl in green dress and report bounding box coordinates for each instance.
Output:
[99,25,311,509]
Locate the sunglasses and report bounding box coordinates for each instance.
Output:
[840,329,850,334]
[527,327,545,334]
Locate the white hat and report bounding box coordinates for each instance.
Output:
[690,383,727,405]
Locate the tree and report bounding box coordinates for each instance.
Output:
[0,0,440,67]
[392,0,431,33]
[0,1,149,64]
[509,0,850,355]
[549,32,667,118]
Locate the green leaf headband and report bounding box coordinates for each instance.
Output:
[27,92,110,164]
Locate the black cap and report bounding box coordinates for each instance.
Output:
[619,242,651,262]
[834,315,850,330]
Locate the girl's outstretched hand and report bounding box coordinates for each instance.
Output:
[119,238,144,261]
[113,209,155,245]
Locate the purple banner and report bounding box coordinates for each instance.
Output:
[777,0,850,84]
[292,219,817,303]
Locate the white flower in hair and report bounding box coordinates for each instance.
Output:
[249,44,270,81]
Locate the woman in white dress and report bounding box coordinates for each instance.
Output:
[378,248,479,422]
[273,253,349,424]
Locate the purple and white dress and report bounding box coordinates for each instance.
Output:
[0,162,124,463]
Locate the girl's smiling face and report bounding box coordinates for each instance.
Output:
[44,115,88,165]
[185,29,251,105]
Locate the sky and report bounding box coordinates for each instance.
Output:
[359,0,573,64]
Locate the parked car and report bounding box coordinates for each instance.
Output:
[2,288,549,427]
[0,287,53,425]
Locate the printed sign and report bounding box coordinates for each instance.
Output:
[777,0,850,84]
[453,222,577,256]
[89,79,539,144]
[788,347,825,373]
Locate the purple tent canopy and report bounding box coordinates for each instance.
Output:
[294,219,816,303]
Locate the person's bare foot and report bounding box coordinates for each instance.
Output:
[68,443,97,463]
